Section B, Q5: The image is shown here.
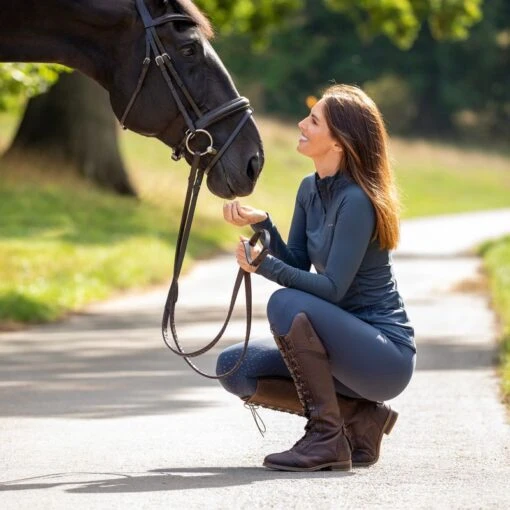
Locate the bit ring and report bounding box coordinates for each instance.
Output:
[185,129,215,157]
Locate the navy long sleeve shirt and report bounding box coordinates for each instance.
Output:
[252,171,415,352]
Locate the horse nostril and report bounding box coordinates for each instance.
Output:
[247,154,262,182]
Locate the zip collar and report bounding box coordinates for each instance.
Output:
[314,171,350,205]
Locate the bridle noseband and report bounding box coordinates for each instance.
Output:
[121,0,267,379]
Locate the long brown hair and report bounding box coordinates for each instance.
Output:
[322,84,400,250]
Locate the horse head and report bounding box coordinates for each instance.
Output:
[108,0,264,199]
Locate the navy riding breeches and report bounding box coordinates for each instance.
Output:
[216,288,416,402]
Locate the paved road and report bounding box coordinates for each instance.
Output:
[1,209,510,509]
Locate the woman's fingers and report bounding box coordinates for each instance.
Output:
[236,202,251,220]
[223,201,251,226]
[231,201,242,223]
[235,236,261,273]
[236,237,247,260]
[223,202,233,223]
[235,237,253,272]
[223,201,240,225]
[236,242,247,268]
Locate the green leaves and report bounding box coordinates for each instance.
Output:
[325,0,483,49]
[0,63,69,111]
[197,0,483,49]
[428,0,483,41]
[195,0,303,37]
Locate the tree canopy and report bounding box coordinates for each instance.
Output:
[196,0,483,48]
[323,0,482,49]
[215,0,508,139]
[0,0,484,111]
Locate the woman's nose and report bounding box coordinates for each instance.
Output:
[298,119,305,130]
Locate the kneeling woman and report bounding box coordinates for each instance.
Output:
[218,84,416,472]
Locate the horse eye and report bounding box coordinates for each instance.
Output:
[180,45,196,57]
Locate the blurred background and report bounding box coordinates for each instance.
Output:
[0,0,508,350]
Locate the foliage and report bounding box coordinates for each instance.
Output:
[196,0,304,37]
[217,0,509,139]
[197,0,482,47]
[0,63,69,111]
[325,0,482,49]
[479,236,510,404]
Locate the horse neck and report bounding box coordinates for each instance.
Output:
[0,0,132,86]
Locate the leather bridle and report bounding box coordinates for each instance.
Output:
[121,0,268,379]
[121,0,253,166]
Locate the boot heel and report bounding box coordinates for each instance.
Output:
[330,459,352,471]
[383,409,398,435]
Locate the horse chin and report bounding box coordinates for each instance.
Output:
[205,169,236,199]
[206,160,258,199]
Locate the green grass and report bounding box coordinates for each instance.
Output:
[392,138,510,218]
[0,158,229,325]
[0,111,509,328]
[480,237,510,404]
[0,113,232,325]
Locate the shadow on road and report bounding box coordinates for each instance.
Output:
[0,324,498,420]
[0,340,224,419]
[0,467,355,493]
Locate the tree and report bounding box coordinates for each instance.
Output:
[215,0,510,141]
[324,0,483,49]
[4,71,135,195]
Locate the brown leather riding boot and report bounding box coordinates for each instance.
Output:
[243,377,303,415]
[262,313,351,472]
[245,377,397,467]
[337,395,398,467]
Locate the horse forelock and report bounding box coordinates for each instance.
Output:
[171,0,214,40]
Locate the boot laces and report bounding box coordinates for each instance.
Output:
[244,402,267,437]
[292,420,316,449]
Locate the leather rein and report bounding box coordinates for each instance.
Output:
[121,0,269,379]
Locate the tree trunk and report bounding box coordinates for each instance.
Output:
[4,71,136,196]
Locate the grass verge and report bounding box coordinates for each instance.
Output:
[479,237,510,405]
[0,155,230,326]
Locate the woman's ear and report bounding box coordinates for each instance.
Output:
[334,143,343,153]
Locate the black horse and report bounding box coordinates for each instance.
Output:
[0,0,264,199]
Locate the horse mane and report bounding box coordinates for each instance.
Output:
[171,0,214,40]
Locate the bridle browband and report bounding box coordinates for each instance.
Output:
[121,0,267,379]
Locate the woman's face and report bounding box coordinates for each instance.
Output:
[297,98,339,160]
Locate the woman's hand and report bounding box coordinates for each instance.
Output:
[236,236,262,273]
[223,201,267,227]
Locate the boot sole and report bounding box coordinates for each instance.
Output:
[263,459,352,472]
[352,408,399,468]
